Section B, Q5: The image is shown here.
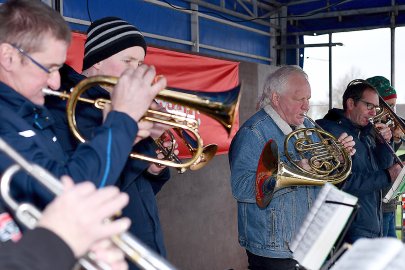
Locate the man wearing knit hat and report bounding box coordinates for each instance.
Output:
[366,75,402,239]
[45,17,172,268]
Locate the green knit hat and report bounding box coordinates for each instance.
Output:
[366,76,397,100]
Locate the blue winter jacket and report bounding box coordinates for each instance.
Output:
[229,106,320,258]
[45,64,170,260]
[0,81,138,209]
[317,108,393,241]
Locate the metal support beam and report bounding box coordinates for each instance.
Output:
[328,33,333,109]
[391,0,396,87]
[154,0,279,28]
[280,6,287,64]
[191,3,199,52]
[273,42,342,49]
[291,5,405,21]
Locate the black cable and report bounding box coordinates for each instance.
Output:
[86,0,92,23]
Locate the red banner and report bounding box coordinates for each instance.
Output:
[66,32,240,157]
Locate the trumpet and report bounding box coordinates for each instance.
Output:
[370,96,405,202]
[0,137,177,270]
[155,129,218,174]
[43,76,241,171]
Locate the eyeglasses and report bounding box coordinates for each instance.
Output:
[10,43,51,74]
[358,99,380,111]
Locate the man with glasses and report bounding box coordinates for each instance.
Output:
[0,0,166,268]
[317,79,403,243]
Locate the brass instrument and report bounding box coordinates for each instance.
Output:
[155,129,218,174]
[370,97,405,202]
[255,116,352,209]
[43,76,240,171]
[372,96,405,141]
[0,137,177,270]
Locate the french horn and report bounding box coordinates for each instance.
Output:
[255,116,352,209]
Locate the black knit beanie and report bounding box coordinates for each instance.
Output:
[82,17,147,70]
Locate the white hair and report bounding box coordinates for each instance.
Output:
[257,65,308,109]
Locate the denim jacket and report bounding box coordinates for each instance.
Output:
[229,106,320,258]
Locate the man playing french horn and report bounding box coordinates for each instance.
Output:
[317,79,403,244]
[228,65,355,270]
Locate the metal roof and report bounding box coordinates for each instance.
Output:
[36,0,405,66]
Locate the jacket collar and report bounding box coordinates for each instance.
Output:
[0,81,54,129]
[324,108,373,133]
[263,104,306,135]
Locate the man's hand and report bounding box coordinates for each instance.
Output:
[147,102,172,140]
[387,163,404,182]
[111,65,167,122]
[89,239,128,270]
[375,122,393,143]
[38,176,130,258]
[392,125,404,143]
[297,159,312,172]
[337,132,356,156]
[134,120,154,144]
[148,140,179,175]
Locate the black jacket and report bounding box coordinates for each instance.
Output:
[317,108,393,241]
[0,227,75,270]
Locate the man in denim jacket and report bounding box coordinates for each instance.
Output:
[229,66,355,270]
[317,80,402,243]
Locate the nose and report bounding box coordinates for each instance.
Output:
[369,107,377,116]
[47,71,61,90]
[302,99,310,111]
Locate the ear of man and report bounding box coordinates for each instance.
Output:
[347,98,355,110]
[271,91,280,107]
[0,43,17,71]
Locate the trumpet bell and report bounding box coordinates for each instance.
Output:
[157,85,242,134]
[189,144,218,171]
[255,139,340,209]
[255,140,279,209]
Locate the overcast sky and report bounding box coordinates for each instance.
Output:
[303,27,405,111]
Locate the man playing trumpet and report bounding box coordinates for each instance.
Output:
[45,17,174,264]
[0,0,166,268]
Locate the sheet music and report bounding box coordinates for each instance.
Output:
[330,238,403,270]
[290,184,331,251]
[384,166,405,203]
[384,248,405,270]
[291,183,358,270]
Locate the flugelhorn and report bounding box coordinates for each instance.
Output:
[155,129,218,174]
[0,137,177,270]
[255,116,352,209]
[372,96,405,142]
[43,76,241,171]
